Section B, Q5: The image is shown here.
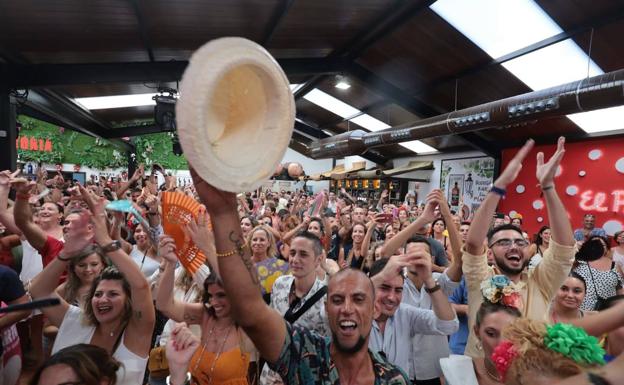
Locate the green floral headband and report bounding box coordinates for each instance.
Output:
[544,323,605,366]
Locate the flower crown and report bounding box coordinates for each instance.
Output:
[480,275,522,308]
[492,323,606,381]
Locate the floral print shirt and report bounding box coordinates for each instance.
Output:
[268,322,410,385]
[256,257,290,296]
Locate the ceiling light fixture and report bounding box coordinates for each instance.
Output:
[75,93,157,110]
[304,88,438,154]
[431,0,623,134]
[335,75,351,90]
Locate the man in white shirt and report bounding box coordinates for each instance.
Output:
[368,247,459,376]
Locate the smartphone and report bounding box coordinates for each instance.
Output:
[380,213,394,224]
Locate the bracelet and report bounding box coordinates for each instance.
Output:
[16,193,31,201]
[541,185,554,191]
[57,253,71,262]
[216,243,247,258]
[166,372,191,385]
[489,185,506,198]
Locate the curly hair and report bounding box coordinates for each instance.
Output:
[502,319,591,385]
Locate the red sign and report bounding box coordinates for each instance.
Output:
[16,136,53,152]
[499,136,624,238]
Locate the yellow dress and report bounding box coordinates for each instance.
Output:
[190,347,250,385]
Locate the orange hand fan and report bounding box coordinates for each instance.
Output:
[161,192,211,274]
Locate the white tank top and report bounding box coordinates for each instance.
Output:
[52,306,148,385]
[19,240,44,283]
[129,245,160,277]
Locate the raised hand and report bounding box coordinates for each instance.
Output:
[166,323,200,383]
[60,211,95,258]
[536,136,565,187]
[0,170,20,188]
[420,191,440,224]
[494,139,534,188]
[183,208,215,255]
[78,184,111,245]
[189,167,237,216]
[9,176,36,194]
[158,235,179,264]
[407,242,433,280]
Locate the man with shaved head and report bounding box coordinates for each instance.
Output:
[190,172,410,385]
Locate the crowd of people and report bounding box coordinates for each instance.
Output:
[0,136,623,385]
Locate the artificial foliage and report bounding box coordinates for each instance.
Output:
[17,116,128,169]
[133,132,188,170]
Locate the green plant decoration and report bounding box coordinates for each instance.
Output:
[134,133,187,170]
[17,115,128,169]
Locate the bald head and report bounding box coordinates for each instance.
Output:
[328,268,375,299]
[325,268,375,354]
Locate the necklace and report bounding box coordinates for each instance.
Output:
[192,322,233,385]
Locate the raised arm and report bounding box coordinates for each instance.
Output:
[155,235,203,324]
[566,299,624,337]
[29,213,95,326]
[380,191,437,258]
[465,140,534,255]
[184,209,218,275]
[435,190,463,281]
[11,178,48,250]
[360,214,379,266]
[410,242,456,321]
[537,137,574,247]
[79,185,155,356]
[116,164,143,198]
[191,169,286,364]
[0,170,22,236]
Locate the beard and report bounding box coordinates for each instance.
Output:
[331,333,367,354]
[494,252,528,275]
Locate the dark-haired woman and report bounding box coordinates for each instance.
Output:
[549,272,592,324]
[528,226,550,268]
[28,187,155,385]
[440,301,521,385]
[573,236,624,310]
[30,343,121,385]
[156,235,254,385]
[338,222,367,270]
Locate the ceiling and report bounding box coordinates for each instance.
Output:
[2,0,624,164]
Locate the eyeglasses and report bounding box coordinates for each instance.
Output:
[489,238,529,249]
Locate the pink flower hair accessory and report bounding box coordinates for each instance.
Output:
[491,340,518,381]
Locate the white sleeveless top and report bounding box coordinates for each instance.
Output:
[129,245,160,277]
[19,240,44,283]
[52,306,148,385]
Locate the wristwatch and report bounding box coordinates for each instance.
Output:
[424,280,441,294]
[101,240,122,253]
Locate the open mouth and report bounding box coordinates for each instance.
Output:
[339,320,357,332]
[97,305,112,315]
[507,254,522,264]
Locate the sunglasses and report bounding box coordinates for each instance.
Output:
[489,238,529,249]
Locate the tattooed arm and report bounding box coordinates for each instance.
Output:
[155,236,203,324]
[191,169,286,364]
